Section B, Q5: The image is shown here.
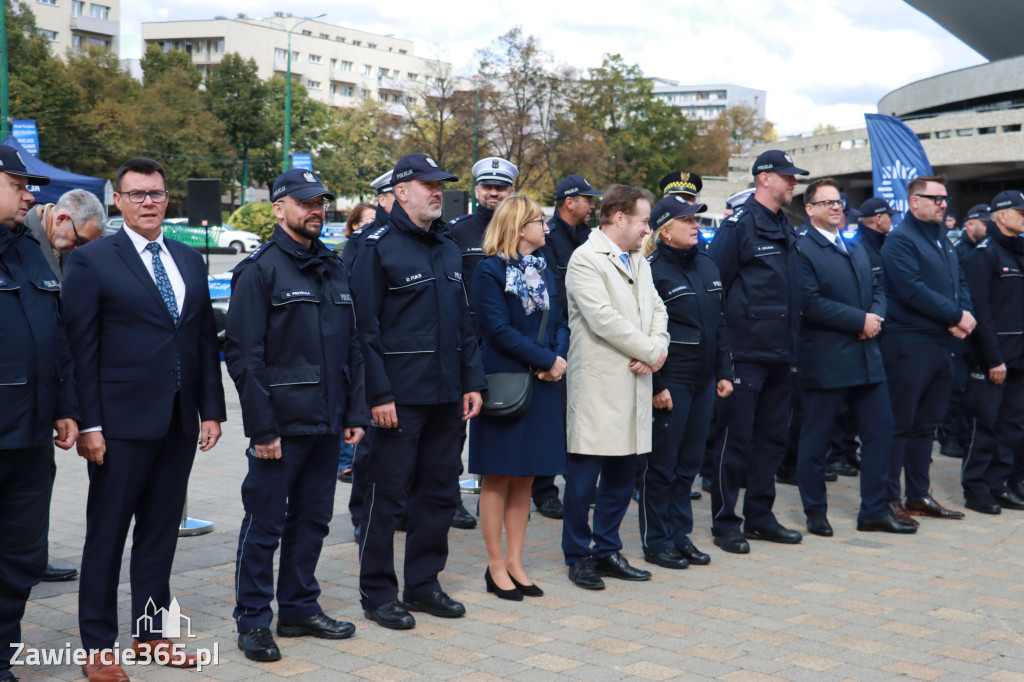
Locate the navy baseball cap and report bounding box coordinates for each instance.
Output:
[965,203,991,221]
[751,150,808,176]
[650,195,707,229]
[392,153,457,183]
[859,197,898,217]
[271,168,335,202]
[555,174,604,200]
[0,145,49,185]
[991,190,1024,211]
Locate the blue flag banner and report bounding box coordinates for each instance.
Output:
[12,120,39,155]
[291,153,312,171]
[864,114,933,222]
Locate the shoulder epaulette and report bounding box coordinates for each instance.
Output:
[976,238,990,249]
[242,242,270,262]
[646,251,659,264]
[365,225,390,242]
[447,214,471,227]
[725,208,744,224]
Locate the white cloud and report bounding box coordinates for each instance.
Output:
[121,0,985,135]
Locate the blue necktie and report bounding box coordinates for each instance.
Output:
[619,252,631,274]
[147,242,180,389]
[834,235,847,255]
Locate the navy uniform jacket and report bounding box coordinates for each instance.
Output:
[796,228,886,390]
[881,212,972,344]
[341,204,389,273]
[0,224,77,449]
[707,194,801,364]
[962,225,1024,371]
[447,204,494,322]
[955,235,981,265]
[350,202,486,407]
[541,212,590,322]
[647,242,733,393]
[853,225,885,280]
[224,225,368,442]
[62,228,226,439]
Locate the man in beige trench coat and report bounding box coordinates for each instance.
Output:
[562,184,670,590]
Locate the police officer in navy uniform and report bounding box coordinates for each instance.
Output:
[225,169,368,662]
[955,204,990,264]
[352,153,486,630]
[855,197,897,273]
[341,170,394,273]
[794,178,914,536]
[706,150,807,554]
[659,171,702,200]
[0,147,79,682]
[535,174,604,519]
[881,174,972,524]
[959,191,1024,514]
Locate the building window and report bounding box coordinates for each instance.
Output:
[341,60,353,71]
[301,30,311,36]
[309,54,321,64]
[71,34,82,48]
[341,85,353,97]
[361,64,372,76]
[329,58,336,69]
[89,3,109,19]
[274,48,287,62]
[71,0,84,15]
[38,29,57,41]
[351,40,361,46]
[392,71,400,80]
[88,36,108,48]
[36,0,56,5]
[195,40,203,55]
[378,67,389,78]
[307,80,321,90]
[398,49,407,55]
[319,33,329,39]
[214,39,224,53]
[367,42,377,49]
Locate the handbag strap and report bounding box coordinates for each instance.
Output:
[536,306,549,343]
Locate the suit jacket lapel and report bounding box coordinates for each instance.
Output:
[114,229,172,319]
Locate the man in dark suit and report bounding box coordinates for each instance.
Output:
[795,179,915,536]
[63,158,226,682]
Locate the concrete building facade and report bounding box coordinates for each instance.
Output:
[141,16,452,112]
[16,0,119,57]
[651,79,766,121]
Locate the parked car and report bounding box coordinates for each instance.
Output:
[163,218,262,253]
[319,222,348,251]
[104,217,123,236]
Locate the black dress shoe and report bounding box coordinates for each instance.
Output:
[353,524,362,544]
[906,495,965,519]
[277,611,355,639]
[745,523,803,544]
[713,531,750,554]
[594,551,652,581]
[1008,479,1024,500]
[676,543,711,565]
[806,514,833,537]
[405,591,466,618]
[643,547,689,570]
[689,489,702,500]
[939,440,965,458]
[830,461,859,477]
[701,477,712,492]
[995,490,1024,510]
[364,600,415,630]
[42,563,79,582]
[823,465,839,482]
[568,556,604,590]
[238,627,282,662]
[537,497,564,519]
[775,471,798,486]
[484,568,523,601]
[857,514,917,533]
[965,496,1001,515]
[451,501,477,529]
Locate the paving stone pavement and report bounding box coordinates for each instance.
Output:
[18,373,1024,681]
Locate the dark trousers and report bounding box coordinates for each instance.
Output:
[962,369,1024,499]
[534,379,568,505]
[639,380,715,553]
[358,403,462,610]
[882,338,953,501]
[234,434,341,633]
[349,433,371,529]
[778,368,802,479]
[797,382,893,521]
[939,340,969,448]
[562,452,638,565]
[827,404,860,466]
[0,444,52,671]
[711,361,792,536]
[79,400,196,650]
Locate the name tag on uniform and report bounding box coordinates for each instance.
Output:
[754,244,780,257]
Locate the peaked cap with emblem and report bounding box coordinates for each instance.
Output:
[659,171,702,197]
[392,153,458,183]
[472,156,518,186]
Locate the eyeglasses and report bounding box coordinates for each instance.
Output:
[119,190,169,204]
[523,217,545,227]
[68,215,86,246]
[914,193,949,205]
[807,199,846,209]
[287,197,330,213]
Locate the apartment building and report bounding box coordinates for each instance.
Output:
[651,78,766,121]
[16,0,119,56]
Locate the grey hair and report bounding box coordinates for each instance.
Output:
[55,189,107,231]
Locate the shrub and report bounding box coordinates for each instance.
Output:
[227,202,276,242]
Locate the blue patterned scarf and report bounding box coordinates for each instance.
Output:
[502,254,549,315]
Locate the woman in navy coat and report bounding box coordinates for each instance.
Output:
[470,194,569,600]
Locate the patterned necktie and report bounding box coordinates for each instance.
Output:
[146,242,180,389]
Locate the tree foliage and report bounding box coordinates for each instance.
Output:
[228,202,277,241]
[318,100,401,201]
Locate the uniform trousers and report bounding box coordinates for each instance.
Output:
[797,382,893,521]
[79,399,195,651]
[234,434,341,633]
[639,379,715,553]
[882,338,952,501]
[562,452,638,565]
[0,444,52,671]
[358,403,462,610]
[939,339,970,449]
[711,361,792,536]
[962,368,1024,499]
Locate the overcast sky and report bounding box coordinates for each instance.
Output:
[122,0,985,136]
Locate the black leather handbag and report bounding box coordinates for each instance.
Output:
[482,307,549,420]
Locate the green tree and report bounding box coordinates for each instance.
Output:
[140,43,201,89]
[228,201,277,241]
[690,104,777,176]
[400,56,474,176]
[318,99,401,202]
[250,77,332,186]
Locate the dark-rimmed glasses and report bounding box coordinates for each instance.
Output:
[807,199,845,209]
[68,215,86,246]
[119,190,169,204]
[914,193,949,205]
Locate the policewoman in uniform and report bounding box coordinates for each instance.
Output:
[960,190,1024,514]
[225,169,367,661]
[351,153,486,630]
[639,196,732,570]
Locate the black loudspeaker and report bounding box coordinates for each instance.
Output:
[186,178,222,226]
[442,189,469,223]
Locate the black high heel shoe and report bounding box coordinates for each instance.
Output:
[508,574,544,597]
[485,568,523,601]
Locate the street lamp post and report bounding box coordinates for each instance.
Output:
[262,13,325,173]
